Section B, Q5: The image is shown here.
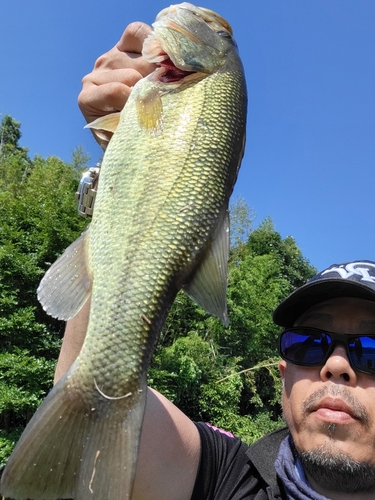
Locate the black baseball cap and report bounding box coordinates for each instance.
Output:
[273,260,375,327]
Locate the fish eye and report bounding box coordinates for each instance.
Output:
[216,29,237,46]
[216,29,233,39]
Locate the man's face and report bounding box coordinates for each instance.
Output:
[280,297,375,467]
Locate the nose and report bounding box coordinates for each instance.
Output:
[320,344,358,384]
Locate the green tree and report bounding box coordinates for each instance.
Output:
[0,117,89,465]
[0,154,88,352]
[0,115,22,148]
[0,115,31,192]
[71,145,91,173]
[229,196,255,247]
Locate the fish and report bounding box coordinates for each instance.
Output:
[0,2,247,499]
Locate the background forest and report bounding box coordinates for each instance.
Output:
[0,115,316,467]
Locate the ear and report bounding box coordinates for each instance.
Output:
[279,359,287,380]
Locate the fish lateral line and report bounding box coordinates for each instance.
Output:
[94,378,132,400]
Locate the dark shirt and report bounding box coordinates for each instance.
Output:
[191,423,289,500]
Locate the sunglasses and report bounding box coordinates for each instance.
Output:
[279,327,375,377]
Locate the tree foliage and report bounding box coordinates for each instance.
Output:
[0,115,89,465]
[0,115,23,150]
[0,115,317,466]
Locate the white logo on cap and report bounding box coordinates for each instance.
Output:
[321,262,375,283]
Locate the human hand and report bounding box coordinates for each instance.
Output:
[78,22,156,147]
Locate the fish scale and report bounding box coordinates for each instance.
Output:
[87,78,235,391]
[0,3,247,499]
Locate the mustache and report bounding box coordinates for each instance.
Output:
[302,384,370,425]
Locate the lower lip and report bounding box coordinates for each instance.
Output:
[314,408,357,424]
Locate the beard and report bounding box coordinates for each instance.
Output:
[285,384,375,494]
[296,442,375,494]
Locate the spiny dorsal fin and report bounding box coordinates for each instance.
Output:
[37,229,92,320]
[183,209,230,326]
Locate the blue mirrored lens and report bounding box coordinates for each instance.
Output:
[280,330,375,375]
[280,331,331,365]
[348,337,375,375]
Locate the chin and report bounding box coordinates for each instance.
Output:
[293,423,372,465]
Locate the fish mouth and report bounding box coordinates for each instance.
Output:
[142,21,201,84]
[156,53,197,83]
[142,5,217,83]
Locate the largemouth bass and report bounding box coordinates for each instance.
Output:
[0,3,247,499]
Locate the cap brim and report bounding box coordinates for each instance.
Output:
[273,279,375,327]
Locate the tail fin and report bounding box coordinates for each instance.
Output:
[0,365,147,500]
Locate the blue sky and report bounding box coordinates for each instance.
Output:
[1,0,375,271]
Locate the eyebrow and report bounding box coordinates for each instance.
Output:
[359,320,375,331]
[294,312,332,327]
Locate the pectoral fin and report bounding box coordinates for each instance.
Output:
[135,86,163,134]
[37,229,92,321]
[85,112,121,133]
[183,209,230,326]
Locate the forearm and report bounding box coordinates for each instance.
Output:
[54,299,90,383]
[134,388,200,500]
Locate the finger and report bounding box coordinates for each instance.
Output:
[78,82,132,122]
[94,48,135,71]
[116,22,153,53]
[94,49,155,77]
[82,68,143,88]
